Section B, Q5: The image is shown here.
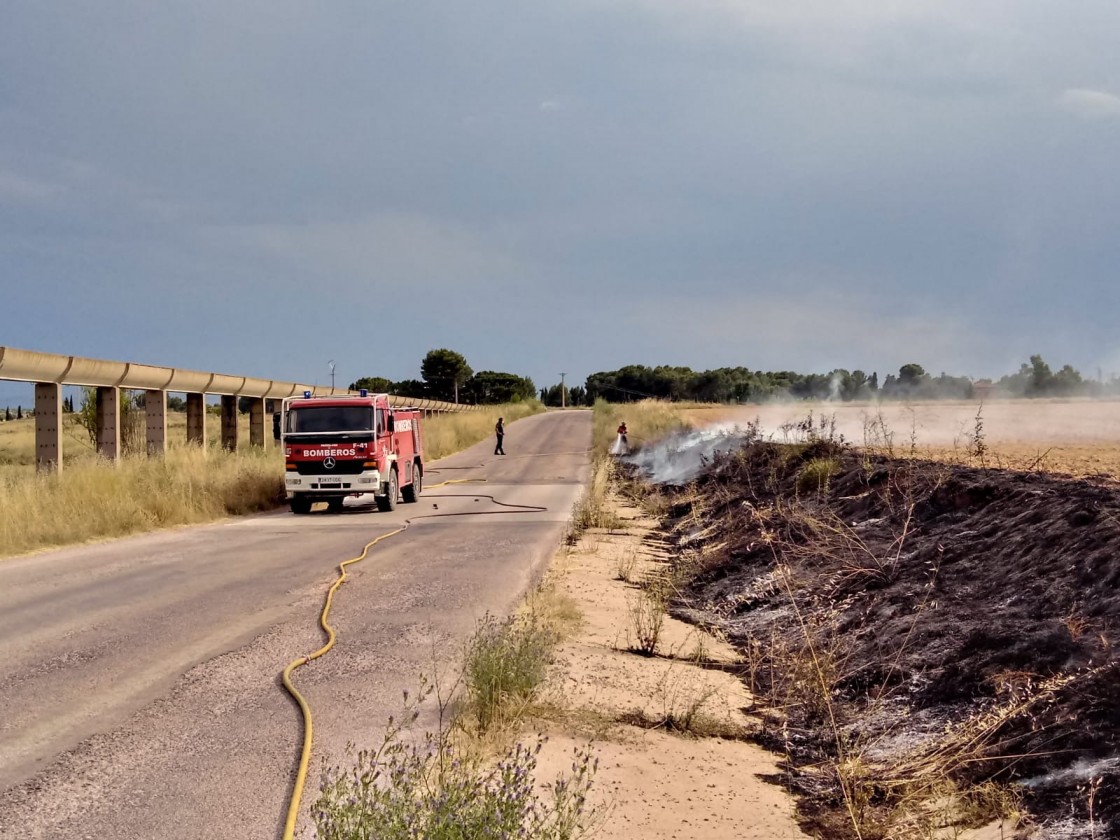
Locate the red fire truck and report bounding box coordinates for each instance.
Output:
[278,392,424,514]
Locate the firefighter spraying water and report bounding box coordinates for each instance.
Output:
[611,421,629,456]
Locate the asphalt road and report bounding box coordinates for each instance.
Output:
[0,409,591,839]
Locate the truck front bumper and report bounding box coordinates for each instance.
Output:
[285,469,381,498]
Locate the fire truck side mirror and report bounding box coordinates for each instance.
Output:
[272,412,281,441]
[387,414,395,433]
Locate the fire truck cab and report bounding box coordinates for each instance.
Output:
[278,391,424,514]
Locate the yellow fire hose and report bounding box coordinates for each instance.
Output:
[279,523,404,839]
[279,477,550,839]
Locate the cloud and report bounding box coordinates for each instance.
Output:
[0,170,63,204]
[217,213,525,292]
[1057,88,1120,120]
[4,1,1120,388]
[624,285,984,376]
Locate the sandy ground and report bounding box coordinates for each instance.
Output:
[530,496,811,840]
[527,488,1019,840]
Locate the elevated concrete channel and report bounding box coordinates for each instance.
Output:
[0,346,474,471]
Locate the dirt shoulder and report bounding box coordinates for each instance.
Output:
[528,493,811,840]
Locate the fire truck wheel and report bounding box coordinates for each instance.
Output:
[289,496,312,515]
[402,463,421,503]
[377,469,399,512]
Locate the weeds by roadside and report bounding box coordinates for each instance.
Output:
[567,457,622,543]
[315,591,601,840]
[465,611,559,734]
[314,679,600,840]
[625,583,668,657]
[614,544,638,583]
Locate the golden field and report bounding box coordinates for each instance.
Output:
[685,399,1120,480]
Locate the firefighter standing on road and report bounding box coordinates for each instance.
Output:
[495,417,506,455]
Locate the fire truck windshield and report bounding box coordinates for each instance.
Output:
[287,406,374,435]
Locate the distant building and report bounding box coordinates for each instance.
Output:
[972,379,996,401]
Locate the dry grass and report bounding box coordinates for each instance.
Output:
[0,411,256,471]
[683,400,1120,482]
[563,398,695,542]
[0,445,284,558]
[568,457,622,541]
[915,442,1120,480]
[591,398,693,455]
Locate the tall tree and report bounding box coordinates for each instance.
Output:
[898,363,927,386]
[349,376,394,393]
[421,349,473,403]
[463,371,536,404]
[393,379,428,399]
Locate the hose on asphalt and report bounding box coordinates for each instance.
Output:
[279,477,550,840]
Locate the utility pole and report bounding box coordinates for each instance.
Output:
[328,360,336,391]
[559,372,567,409]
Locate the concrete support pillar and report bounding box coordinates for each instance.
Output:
[186,393,207,445]
[248,397,265,448]
[146,390,167,455]
[221,395,238,451]
[35,383,63,472]
[95,386,121,462]
[266,399,279,444]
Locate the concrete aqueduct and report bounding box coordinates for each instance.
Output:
[0,346,473,471]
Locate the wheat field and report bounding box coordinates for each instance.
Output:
[686,399,1120,480]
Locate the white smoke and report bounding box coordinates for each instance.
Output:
[625,422,754,484]
[1020,756,1120,789]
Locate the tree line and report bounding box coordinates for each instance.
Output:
[351,348,537,405]
[2,352,1111,420]
[574,355,1120,404]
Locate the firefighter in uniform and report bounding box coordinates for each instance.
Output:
[495,417,506,455]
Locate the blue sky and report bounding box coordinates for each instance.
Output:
[2,0,1120,402]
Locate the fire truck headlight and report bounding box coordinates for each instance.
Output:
[286,478,302,486]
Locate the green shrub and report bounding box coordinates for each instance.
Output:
[797,456,840,494]
[314,685,598,840]
[465,612,558,733]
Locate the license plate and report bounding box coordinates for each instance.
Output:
[319,478,342,485]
